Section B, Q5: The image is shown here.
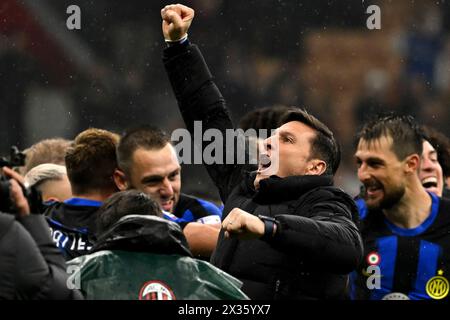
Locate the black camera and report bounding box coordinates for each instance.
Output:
[0,146,43,214]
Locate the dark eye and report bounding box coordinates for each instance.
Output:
[369,162,382,168]
[169,171,179,181]
[145,180,159,187]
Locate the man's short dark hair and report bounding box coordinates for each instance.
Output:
[117,126,171,175]
[65,128,120,195]
[422,125,450,178]
[96,190,162,236]
[239,105,291,136]
[355,114,423,160]
[280,108,340,175]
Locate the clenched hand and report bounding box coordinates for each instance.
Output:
[161,4,195,41]
[222,208,265,240]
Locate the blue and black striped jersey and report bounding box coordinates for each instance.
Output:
[44,198,100,261]
[163,193,222,229]
[351,192,450,300]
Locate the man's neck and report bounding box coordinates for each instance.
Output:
[71,192,111,202]
[383,182,432,229]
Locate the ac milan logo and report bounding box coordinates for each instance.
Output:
[138,281,176,300]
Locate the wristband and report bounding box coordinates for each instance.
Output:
[258,215,278,240]
[165,33,189,46]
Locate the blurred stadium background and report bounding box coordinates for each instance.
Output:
[1,0,449,201]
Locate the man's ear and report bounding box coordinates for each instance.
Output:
[306,159,327,176]
[405,154,421,173]
[45,197,60,203]
[113,168,129,191]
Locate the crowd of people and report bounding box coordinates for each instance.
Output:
[1,3,450,301]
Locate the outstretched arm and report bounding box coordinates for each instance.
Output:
[161,4,254,203]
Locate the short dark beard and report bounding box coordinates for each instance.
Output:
[367,185,405,210]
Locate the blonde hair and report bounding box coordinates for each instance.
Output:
[23,138,72,174]
[24,163,67,189]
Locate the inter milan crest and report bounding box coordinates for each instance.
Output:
[426,270,449,300]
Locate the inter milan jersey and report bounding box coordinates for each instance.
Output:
[351,192,450,300]
[163,193,222,229]
[44,198,101,260]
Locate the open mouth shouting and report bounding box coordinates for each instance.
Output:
[258,154,272,173]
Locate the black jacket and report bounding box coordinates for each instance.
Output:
[0,213,81,300]
[163,42,363,299]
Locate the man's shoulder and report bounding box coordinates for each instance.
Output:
[43,201,67,224]
[300,185,356,207]
[0,212,17,242]
[176,193,222,217]
[44,199,100,224]
[439,196,450,209]
[296,185,358,221]
[43,200,99,242]
[434,196,450,226]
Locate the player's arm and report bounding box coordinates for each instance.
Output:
[161,4,252,203]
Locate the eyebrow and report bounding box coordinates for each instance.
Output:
[141,175,164,184]
[355,156,385,165]
[279,130,296,141]
[140,168,180,184]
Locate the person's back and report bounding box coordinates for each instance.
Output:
[0,168,80,300]
[68,215,247,300]
[0,213,80,299]
[68,190,248,300]
[45,198,101,260]
[45,128,120,260]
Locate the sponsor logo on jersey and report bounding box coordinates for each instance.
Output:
[382,292,410,300]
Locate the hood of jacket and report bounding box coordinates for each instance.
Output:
[92,215,192,257]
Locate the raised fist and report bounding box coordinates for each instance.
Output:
[161,4,195,41]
